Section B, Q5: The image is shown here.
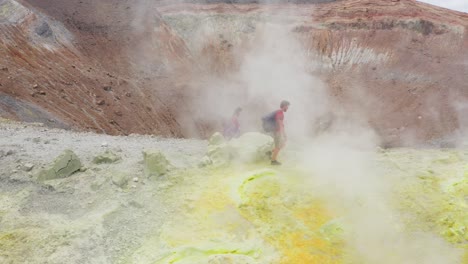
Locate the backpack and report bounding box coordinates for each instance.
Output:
[262,111,278,133]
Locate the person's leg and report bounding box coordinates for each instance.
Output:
[272,147,280,161]
[271,133,283,165]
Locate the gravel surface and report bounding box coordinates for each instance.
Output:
[0,120,207,264]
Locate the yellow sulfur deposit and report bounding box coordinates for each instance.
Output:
[126,145,468,264]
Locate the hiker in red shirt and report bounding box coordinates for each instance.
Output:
[272,101,289,165]
[262,100,290,165]
[223,107,242,140]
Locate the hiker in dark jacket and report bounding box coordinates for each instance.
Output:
[262,100,290,165]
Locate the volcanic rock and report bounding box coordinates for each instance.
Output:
[143,150,171,178]
[112,172,129,188]
[37,150,82,181]
[93,150,121,164]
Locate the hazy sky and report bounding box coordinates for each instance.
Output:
[417,0,468,13]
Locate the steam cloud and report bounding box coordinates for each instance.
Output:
[130,1,463,262]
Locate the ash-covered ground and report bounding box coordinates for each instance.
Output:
[0,119,467,263]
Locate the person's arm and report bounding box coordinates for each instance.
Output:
[276,111,286,138]
[279,119,286,141]
[278,119,284,135]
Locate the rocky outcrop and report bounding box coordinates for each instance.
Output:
[37,150,82,181]
[143,150,172,178]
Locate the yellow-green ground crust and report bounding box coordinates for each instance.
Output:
[123,148,467,263]
[2,148,466,263]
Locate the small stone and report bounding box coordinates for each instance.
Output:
[6,150,14,156]
[22,163,34,172]
[103,86,112,91]
[93,150,121,164]
[96,99,105,106]
[79,167,88,172]
[131,185,137,189]
[39,91,46,95]
[33,84,39,89]
[133,177,139,182]
[112,172,129,188]
[32,138,41,143]
[101,142,108,147]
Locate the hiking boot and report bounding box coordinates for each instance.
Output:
[271,160,282,166]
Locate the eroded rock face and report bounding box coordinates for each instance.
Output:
[1,0,467,146]
[143,150,171,178]
[37,150,82,181]
[0,0,191,137]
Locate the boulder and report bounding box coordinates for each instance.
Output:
[93,150,121,164]
[229,132,274,163]
[202,132,274,166]
[200,132,230,167]
[206,143,237,167]
[37,150,82,181]
[143,150,171,178]
[209,132,225,145]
